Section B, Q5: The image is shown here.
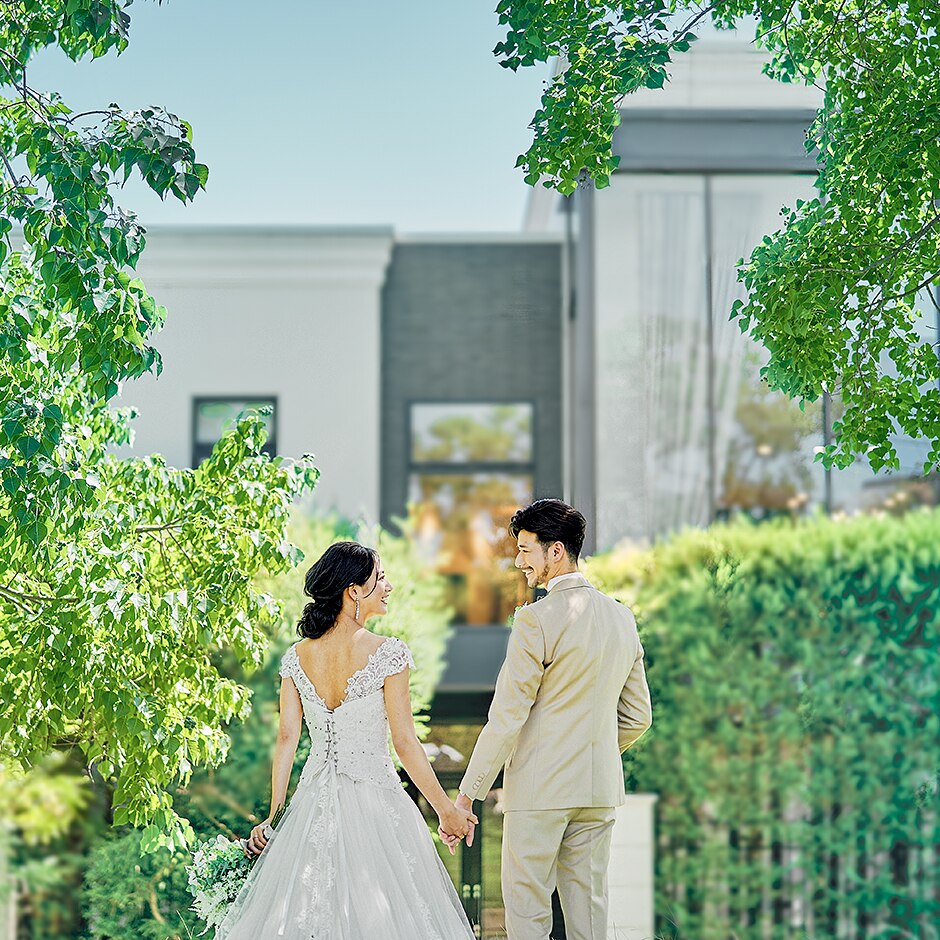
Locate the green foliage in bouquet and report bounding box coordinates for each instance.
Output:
[185,834,254,935]
[586,509,940,938]
[183,803,285,933]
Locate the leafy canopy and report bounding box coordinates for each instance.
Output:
[497,1,940,473]
[0,0,317,853]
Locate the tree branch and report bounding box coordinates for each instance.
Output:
[0,584,80,606]
[0,584,37,614]
[135,520,182,534]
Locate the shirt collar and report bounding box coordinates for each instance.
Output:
[546,571,586,592]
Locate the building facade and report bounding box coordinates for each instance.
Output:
[526,36,935,552]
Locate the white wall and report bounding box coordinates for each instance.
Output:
[621,34,821,112]
[608,794,658,940]
[118,227,393,523]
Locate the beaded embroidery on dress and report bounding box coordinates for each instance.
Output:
[214,636,475,940]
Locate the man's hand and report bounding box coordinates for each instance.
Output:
[455,793,476,848]
[437,794,476,855]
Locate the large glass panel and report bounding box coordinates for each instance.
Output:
[412,403,534,464]
[593,172,823,546]
[716,351,824,520]
[409,472,532,625]
[710,177,826,520]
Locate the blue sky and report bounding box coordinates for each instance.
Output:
[30,0,549,232]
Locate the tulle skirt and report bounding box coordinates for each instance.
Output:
[214,764,475,939]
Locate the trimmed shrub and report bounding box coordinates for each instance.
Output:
[586,510,940,939]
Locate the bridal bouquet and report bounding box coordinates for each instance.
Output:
[186,805,285,934]
[186,834,253,933]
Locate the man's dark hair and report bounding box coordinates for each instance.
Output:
[509,499,586,561]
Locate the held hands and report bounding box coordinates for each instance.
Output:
[437,793,477,856]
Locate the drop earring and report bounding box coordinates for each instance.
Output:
[355,598,360,622]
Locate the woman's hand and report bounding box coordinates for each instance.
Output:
[245,817,273,857]
[437,825,462,855]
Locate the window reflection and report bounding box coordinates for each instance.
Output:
[408,403,534,625]
[409,473,531,625]
[412,404,533,463]
[717,352,822,519]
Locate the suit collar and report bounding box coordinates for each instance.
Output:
[546,572,591,593]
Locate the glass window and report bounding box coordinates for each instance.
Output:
[408,403,535,625]
[412,403,533,463]
[192,398,277,466]
[716,350,824,521]
[410,472,532,625]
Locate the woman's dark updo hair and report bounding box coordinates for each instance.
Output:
[297,541,380,640]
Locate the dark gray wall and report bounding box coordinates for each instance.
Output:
[613,108,819,174]
[380,241,564,530]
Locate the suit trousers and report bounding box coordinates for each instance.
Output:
[502,806,617,940]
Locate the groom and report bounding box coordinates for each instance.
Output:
[447,499,652,940]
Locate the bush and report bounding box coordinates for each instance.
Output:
[585,510,940,939]
[81,831,194,940]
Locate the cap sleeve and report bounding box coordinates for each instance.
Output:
[381,637,415,679]
[278,644,297,680]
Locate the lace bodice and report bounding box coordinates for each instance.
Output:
[278,636,415,790]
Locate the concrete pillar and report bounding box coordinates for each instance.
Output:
[607,793,657,940]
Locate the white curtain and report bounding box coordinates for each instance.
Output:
[593,173,819,547]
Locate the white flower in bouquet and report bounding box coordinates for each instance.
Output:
[187,834,254,934]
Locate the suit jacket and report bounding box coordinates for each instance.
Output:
[459,573,652,811]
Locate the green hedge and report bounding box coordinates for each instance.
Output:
[586,510,940,939]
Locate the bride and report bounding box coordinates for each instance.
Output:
[215,541,478,938]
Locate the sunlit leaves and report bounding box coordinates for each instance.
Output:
[496,1,704,193]
[0,1,317,851]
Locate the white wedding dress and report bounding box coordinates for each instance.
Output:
[214,636,475,939]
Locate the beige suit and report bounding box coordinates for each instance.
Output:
[459,573,652,940]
